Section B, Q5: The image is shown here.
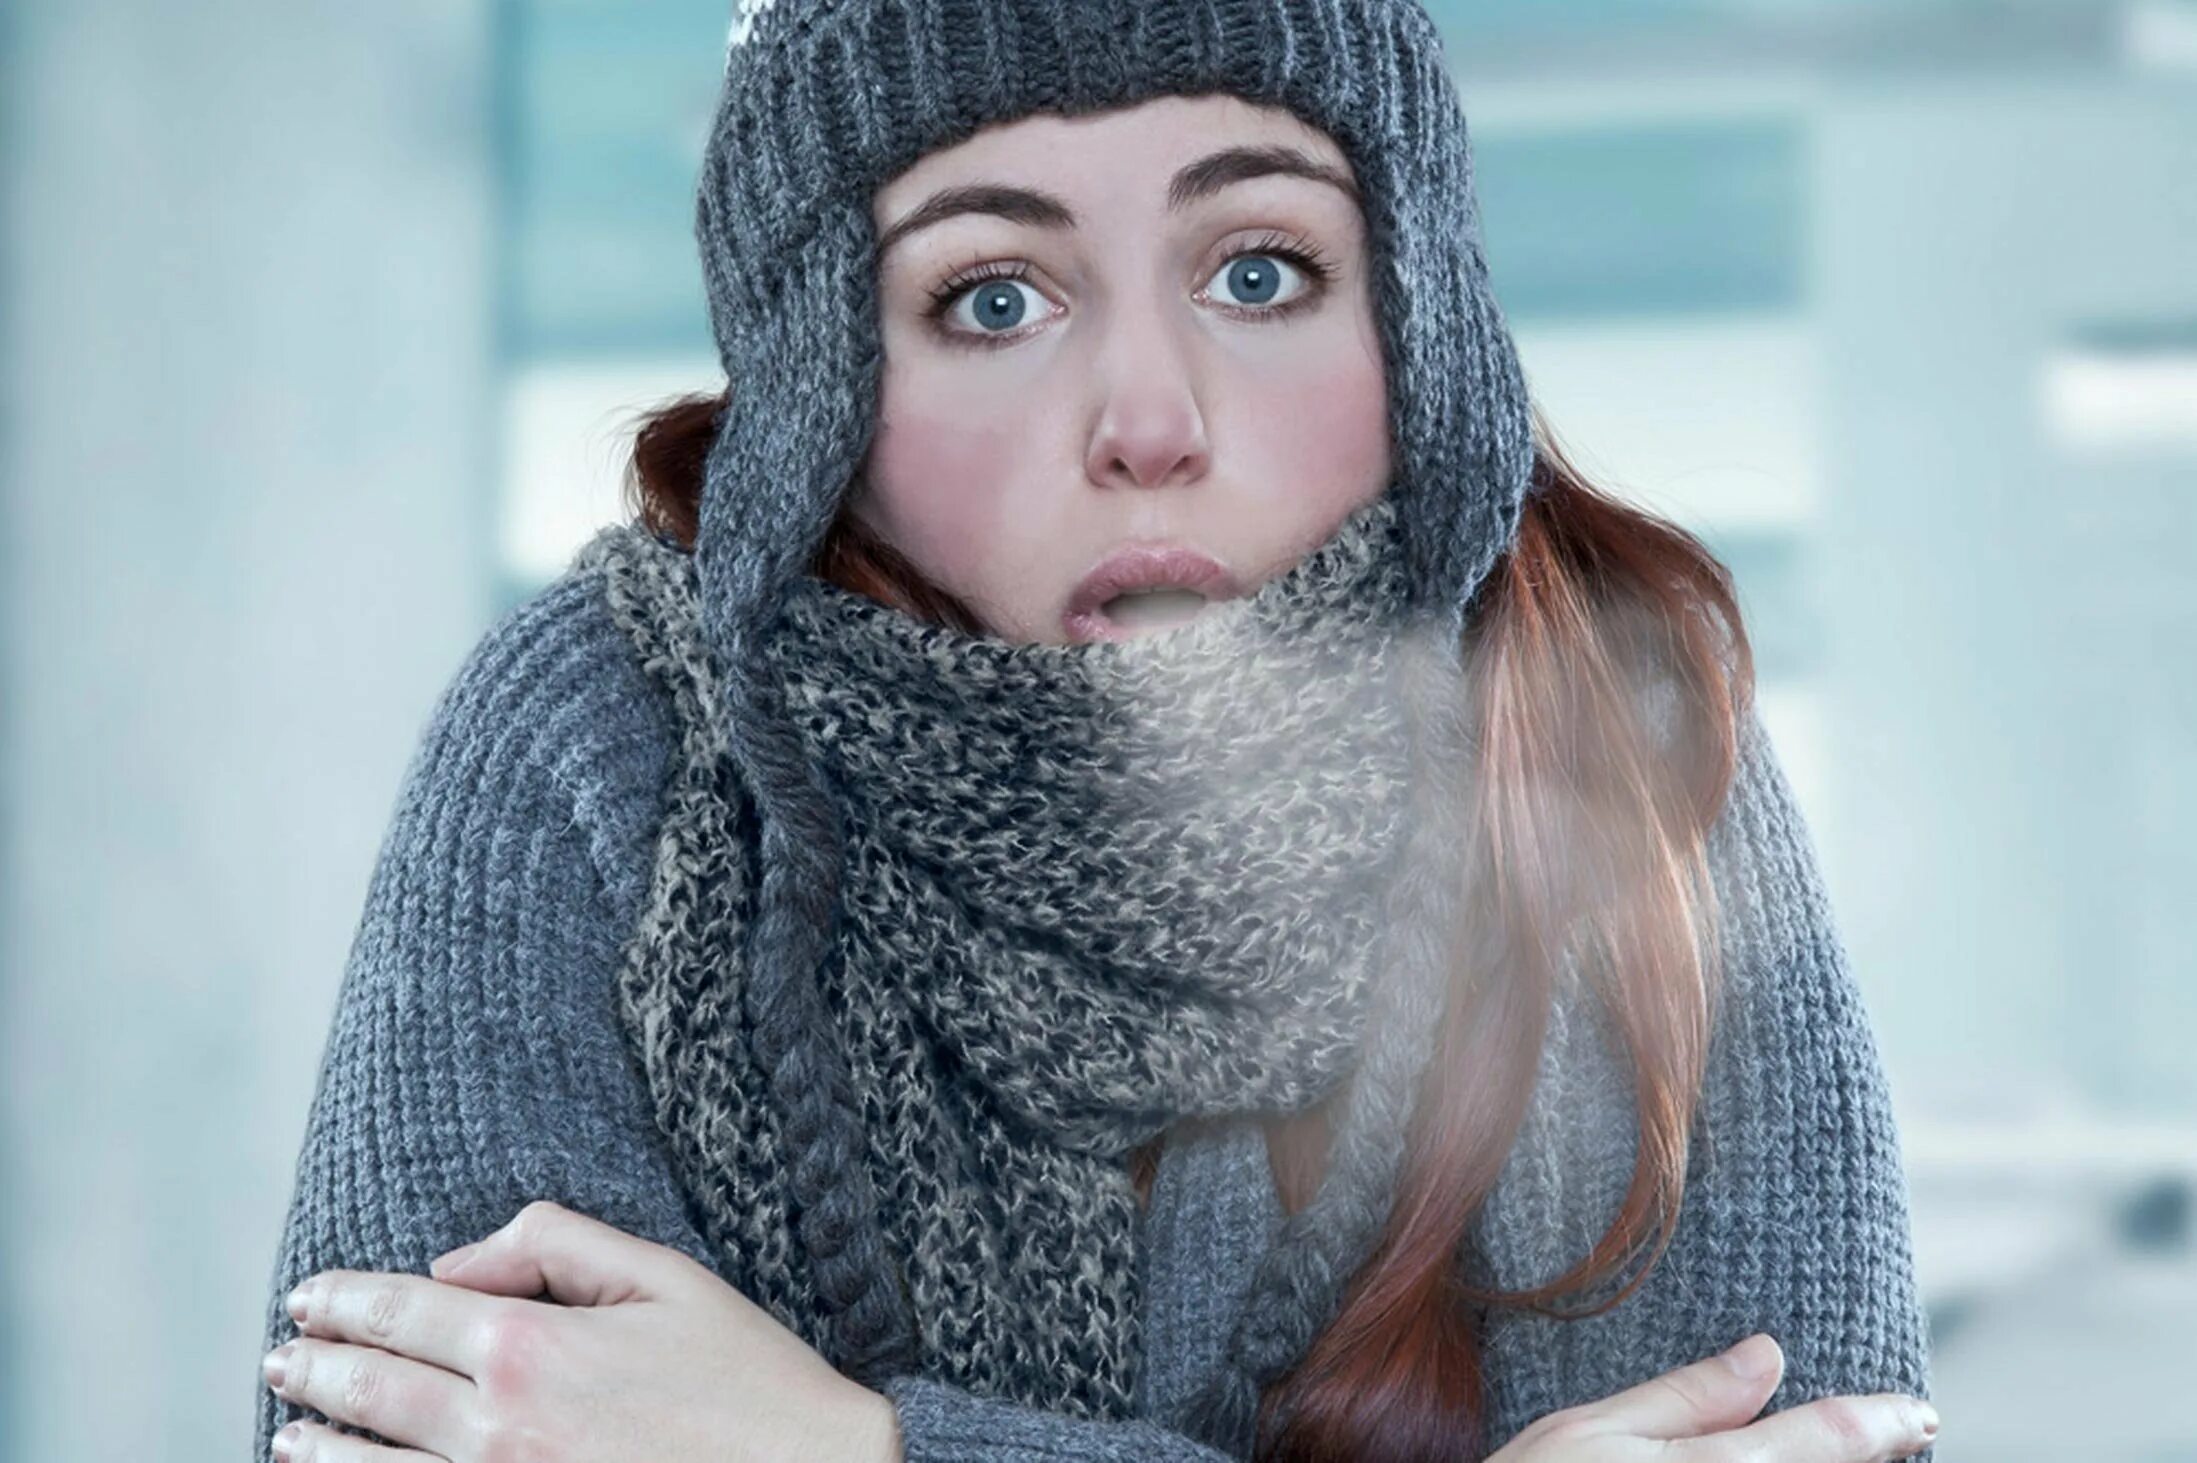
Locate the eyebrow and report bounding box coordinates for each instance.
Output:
[874,143,1361,260]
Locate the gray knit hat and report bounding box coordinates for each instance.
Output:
[687,0,1536,1446]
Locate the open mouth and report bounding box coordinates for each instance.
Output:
[1099,586,1212,632]
[1063,544,1241,644]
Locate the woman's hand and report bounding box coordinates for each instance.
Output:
[1491,1334,1939,1463]
[260,1200,902,1463]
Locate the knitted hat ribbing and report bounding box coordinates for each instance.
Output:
[687,0,1535,1449]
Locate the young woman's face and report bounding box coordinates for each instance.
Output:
[851,93,1391,645]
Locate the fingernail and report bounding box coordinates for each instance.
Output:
[262,1341,294,1392]
[285,1278,315,1325]
[272,1421,302,1460]
[1721,1333,1777,1381]
[1914,1399,1940,1439]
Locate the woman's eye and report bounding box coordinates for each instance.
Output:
[1204,251,1311,311]
[947,277,1056,337]
[931,245,1324,346]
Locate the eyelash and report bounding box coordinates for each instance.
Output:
[920,229,1339,350]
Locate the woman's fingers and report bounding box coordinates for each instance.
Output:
[1691,1390,1940,1463]
[265,1336,472,1458]
[1579,1333,1786,1440]
[271,1416,437,1462]
[288,1268,508,1378]
[1496,1334,1940,1463]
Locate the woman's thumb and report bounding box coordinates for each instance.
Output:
[1590,1333,1785,1441]
[426,1200,681,1306]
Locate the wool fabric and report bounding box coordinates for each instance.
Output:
[575,485,1444,1433]
[255,0,1939,1454]
[685,2,1536,1443]
[253,561,1936,1460]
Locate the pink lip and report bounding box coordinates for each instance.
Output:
[1062,542,1244,645]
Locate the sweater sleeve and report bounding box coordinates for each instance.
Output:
[1464,703,1937,1459]
[251,566,1242,1463]
[251,570,721,1456]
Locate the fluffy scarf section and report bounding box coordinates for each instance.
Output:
[578,487,1460,1429]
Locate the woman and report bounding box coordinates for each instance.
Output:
[254,2,1941,1460]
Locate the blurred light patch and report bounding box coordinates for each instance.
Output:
[1513,314,1825,683]
[2042,321,2197,451]
[2122,0,2197,71]
[1513,313,1821,530]
[498,359,718,588]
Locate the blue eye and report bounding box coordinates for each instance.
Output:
[959,278,1036,332]
[933,272,1058,339]
[1215,254,1292,306]
[924,236,1335,350]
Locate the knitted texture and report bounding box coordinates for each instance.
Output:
[681,2,1538,1437]
[257,555,1933,1449]
[575,487,1460,1433]
[694,0,1533,636]
[255,0,1939,1451]
[1461,707,1936,1447]
[252,567,1933,1460]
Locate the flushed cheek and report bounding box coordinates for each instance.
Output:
[1226,343,1390,505]
[863,389,1074,627]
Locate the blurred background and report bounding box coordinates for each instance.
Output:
[3,0,2193,1458]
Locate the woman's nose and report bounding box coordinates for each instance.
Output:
[1081,312,1212,492]
[1086,402,1211,491]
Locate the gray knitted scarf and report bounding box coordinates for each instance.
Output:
[576,486,1475,1453]
[661,1,1535,1453]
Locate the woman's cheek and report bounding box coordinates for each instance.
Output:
[1230,333,1391,505]
[865,387,1067,624]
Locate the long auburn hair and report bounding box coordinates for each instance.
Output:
[619,384,1754,1462]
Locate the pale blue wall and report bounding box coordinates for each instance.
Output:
[3,5,2191,1461]
[1814,79,2197,1115]
[1,4,496,1459]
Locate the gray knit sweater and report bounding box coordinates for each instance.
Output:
[254,553,1936,1460]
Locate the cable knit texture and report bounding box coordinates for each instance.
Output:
[682,5,1537,1433]
[256,0,1934,1451]
[255,547,1934,1460]
[574,488,1447,1430]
